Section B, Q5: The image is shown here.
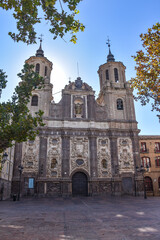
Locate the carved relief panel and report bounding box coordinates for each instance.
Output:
[117,138,134,173]
[97,138,111,178]
[70,137,89,174]
[22,138,39,172]
[47,137,62,178]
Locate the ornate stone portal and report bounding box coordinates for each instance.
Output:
[70,137,90,174]
[47,137,62,178]
[22,138,39,173]
[117,138,134,174]
[97,138,112,178]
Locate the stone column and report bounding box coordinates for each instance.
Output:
[89,136,98,178]
[130,131,141,168]
[39,137,47,177]
[110,136,118,175]
[61,136,70,177]
[62,94,71,119]
[38,137,47,195]
[11,143,23,194]
[87,95,95,120]
[61,135,70,196]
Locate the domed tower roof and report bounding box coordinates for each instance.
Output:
[36,36,44,57]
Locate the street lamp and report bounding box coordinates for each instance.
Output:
[1,152,8,165]
[17,165,23,201]
[136,165,149,199]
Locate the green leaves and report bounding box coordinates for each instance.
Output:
[0,64,45,153]
[130,22,160,114]
[0,69,7,97]
[0,0,85,44]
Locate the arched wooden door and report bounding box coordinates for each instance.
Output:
[145,176,153,192]
[72,172,88,196]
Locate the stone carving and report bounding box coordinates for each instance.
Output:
[75,77,83,89]
[117,138,134,173]
[97,138,111,178]
[70,137,89,174]
[22,137,39,172]
[47,137,62,178]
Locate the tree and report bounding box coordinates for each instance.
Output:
[0,0,84,156]
[130,22,160,114]
[0,0,85,44]
[0,64,45,153]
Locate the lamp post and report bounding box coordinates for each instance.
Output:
[1,152,8,165]
[134,172,137,197]
[0,153,8,200]
[17,165,23,201]
[136,165,149,199]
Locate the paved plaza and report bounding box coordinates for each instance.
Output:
[0,196,160,240]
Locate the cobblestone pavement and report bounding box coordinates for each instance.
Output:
[0,196,160,240]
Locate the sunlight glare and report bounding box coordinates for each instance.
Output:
[138,227,158,233]
[51,62,68,103]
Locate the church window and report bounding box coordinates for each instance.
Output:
[45,66,47,76]
[52,139,57,145]
[106,70,109,80]
[28,178,34,189]
[101,140,106,146]
[117,99,123,110]
[114,68,119,82]
[155,156,160,167]
[31,95,38,106]
[76,159,84,166]
[51,159,57,169]
[36,63,40,74]
[141,157,151,168]
[102,159,107,169]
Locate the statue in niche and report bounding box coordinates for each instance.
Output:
[75,103,83,116]
[51,158,57,169]
[102,159,107,169]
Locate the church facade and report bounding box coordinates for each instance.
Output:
[12,43,143,197]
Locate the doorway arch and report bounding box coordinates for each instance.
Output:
[72,172,88,196]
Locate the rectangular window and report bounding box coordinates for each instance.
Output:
[141,157,151,167]
[106,70,109,80]
[155,157,160,167]
[141,142,147,152]
[155,142,160,153]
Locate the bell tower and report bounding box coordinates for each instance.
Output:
[97,40,136,121]
[25,38,53,117]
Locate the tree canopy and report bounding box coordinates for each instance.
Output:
[0,64,45,153]
[130,22,160,114]
[0,0,85,44]
[0,0,84,157]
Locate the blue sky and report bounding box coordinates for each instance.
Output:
[0,0,160,135]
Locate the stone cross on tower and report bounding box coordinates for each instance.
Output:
[38,34,44,44]
[106,37,111,48]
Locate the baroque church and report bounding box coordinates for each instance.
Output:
[12,42,143,197]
